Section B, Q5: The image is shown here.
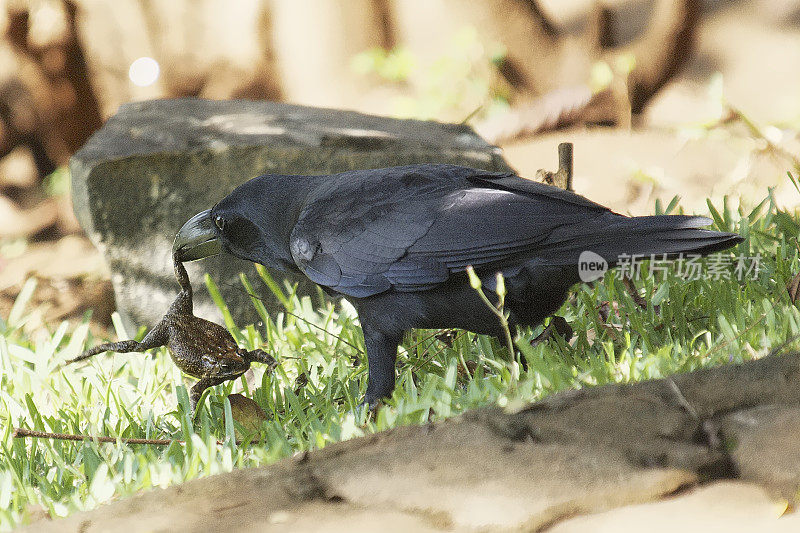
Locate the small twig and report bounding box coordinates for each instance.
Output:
[530,316,574,347]
[405,330,468,373]
[12,427,253,446]
[224,283,363,354]
[764,332,800,359]
[666,379,698,419]
[406,328,457,353]
[460,104,484,125]
[666,379,722,450]
[13,427,181,446]
[421,331,468,366]
[725,104,800,172]
[557,142,574,192]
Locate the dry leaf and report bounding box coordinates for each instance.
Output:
[227,393,268,440]
[787,272,800,303]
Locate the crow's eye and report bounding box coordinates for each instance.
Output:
[214,215,226,232]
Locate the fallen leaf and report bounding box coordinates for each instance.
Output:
[227,393,268,441]
[787,272,800,303]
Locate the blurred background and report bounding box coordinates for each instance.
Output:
[1,0,799,337]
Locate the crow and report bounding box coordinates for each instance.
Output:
[173,164,742,405]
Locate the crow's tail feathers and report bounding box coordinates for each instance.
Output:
[541,214,742,268]
[601,215,743,262]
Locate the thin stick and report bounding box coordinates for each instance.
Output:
[224,283,363,354]
[558,142,574,191]
[13,427,180,445]
[12,427,254,447]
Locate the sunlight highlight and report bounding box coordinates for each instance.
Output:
[129,56,160,87]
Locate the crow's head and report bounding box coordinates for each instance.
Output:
[173,174,305,271]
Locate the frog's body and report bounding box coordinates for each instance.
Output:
[66,254,275,408]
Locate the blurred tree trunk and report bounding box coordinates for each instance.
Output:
[1,0,102,174]
[390,0,700,142]
[391,0,586,96]
[622,0,700,114]
[76,0,282,116]
[392,0,697,105]
[268,0,388,108]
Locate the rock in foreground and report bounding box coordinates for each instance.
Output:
[21,353,800,532]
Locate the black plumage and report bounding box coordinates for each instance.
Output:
[174,164,742,405]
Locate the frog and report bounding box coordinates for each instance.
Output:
[65,252,277,410]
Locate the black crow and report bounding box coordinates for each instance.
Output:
[173,164,742,405]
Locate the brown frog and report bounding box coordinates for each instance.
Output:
[66,252,276,409]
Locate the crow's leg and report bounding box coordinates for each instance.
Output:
[190,376,228,410]
[65,324,168,364]
[362,325,402,407]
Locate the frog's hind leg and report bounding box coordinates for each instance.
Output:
[190,376,228,409]
[65,323,168,365]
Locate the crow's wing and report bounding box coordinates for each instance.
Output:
[289,165,613,297]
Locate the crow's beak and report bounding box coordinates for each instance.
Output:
[173,209,222,261]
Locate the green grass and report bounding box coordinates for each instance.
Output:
[1,190,800,529]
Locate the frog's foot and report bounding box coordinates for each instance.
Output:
[248,349,277,371]
[190,376,229,410]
